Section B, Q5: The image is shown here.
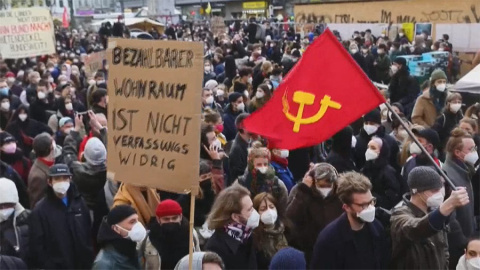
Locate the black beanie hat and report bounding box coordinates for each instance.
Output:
[107,205,137,225]
[233,82,247,94]
[393,57,407,66]
[364,109,381,124]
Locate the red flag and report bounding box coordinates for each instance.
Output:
[62,7,69,28]
[243,28,385,150]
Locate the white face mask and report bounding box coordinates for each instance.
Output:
[350,49,358,54]
[1,101,10,111]
[279,150,289,158]
[255,91,264,99]
[52,181,70,194]
[409,142,422,155]
[365,149,379,161]
[351,136,357,148]
[65,103,73,111]
[399,33,404,37]
[216,90,224,97]
[18,114,28,122]
[211,139,222,150]
[204,65,211,73]
[247,77,253,84]
[364,124,378,135]
[450,103,462,113]
[60,81,68,86]
[356,205,376,223]
[467,257,480,270]
[318,187,332,197]
[246,209,260,229]
[465,151,479,165]
[257,166,268,174]
[436,83,446,92]
[426,192,444,209]
[89,79,96,86]
[0,208,14,222]
[48,77,54,83]
[377,49,385,54]
[37,91,47,99]
[116,222,147,242]
[236,102,245,112]
[205,96,214,105]
[260,209,278,225]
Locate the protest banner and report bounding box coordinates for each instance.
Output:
[210,16,226,36]
[0,8,55,59]
[106,38,203,195]
[84,51,106,77]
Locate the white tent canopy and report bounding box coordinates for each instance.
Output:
[91,18,165,28]
[454,64,480,94]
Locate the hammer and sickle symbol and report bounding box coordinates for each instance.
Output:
[282,90,342,133]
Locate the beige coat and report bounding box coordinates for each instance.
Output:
[27,159,50,209]
[411,90,439,127]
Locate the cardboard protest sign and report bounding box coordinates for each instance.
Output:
[0,8,55,59]
[210,16,226,36]
[106,38,203,194]
[84,51,106,77]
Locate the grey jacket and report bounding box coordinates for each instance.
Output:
[443,155,475,238]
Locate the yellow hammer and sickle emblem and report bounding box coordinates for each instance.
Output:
[282,90,342,133]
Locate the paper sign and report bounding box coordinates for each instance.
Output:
[107,38,203,194]
[402,23,414,42]
[0,8,56,59]
[210,16,226,36]
[84,51,106,77]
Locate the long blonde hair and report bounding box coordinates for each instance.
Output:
[207,184,250,230]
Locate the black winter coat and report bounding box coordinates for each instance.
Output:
[354,126,400,172]
[0,255,27,270]
[352,52,368,74]
[0,161,29,209]
[433,110,463,154]
[361,141,402,210]
[228,134,249,185]
[0,208,30,263]
[28,184,94,269]
[205,230,257,269]
[388,68,419,117]
[326,151,357,173]
[311,213,389,269]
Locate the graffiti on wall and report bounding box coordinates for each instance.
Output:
[296,3,480,25]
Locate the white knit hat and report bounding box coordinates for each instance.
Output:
[0,177,19,204]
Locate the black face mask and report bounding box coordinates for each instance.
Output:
[160,222,181,234]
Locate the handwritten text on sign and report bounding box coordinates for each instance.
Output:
[107,39,203,194]
[0,8,55,59]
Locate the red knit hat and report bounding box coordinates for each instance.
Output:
[156,199,182,218]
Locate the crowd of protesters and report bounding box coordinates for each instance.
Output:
[0,16,479,270]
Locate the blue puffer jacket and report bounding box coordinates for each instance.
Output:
[271,161,295,192]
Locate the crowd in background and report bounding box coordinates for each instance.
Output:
[0,16,479,270]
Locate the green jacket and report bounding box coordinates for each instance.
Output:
[92,245,141,270]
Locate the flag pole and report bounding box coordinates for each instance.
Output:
[188,188,196,270]
[384,102,457,190]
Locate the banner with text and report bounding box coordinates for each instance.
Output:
[0,8,56,59]
[84,51,106,77]
[107,38,203,194]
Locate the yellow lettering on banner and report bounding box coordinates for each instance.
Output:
[243,1,267,10]
[282,90,341,133]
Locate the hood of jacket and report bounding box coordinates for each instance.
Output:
[174,252,205,270]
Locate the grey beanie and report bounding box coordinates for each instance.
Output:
[407,166,443,193]
[84,137,106,166]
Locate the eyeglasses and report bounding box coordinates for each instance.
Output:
[351,197,377,210]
